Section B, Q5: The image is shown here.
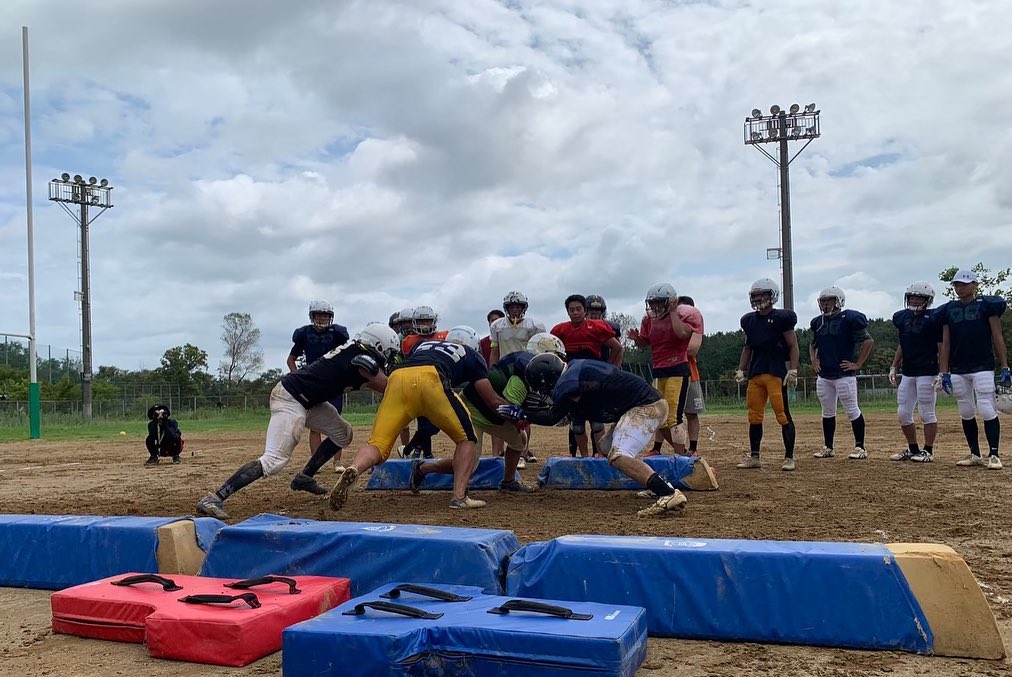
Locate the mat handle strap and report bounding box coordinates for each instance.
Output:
[342,600,443,620]
[380,583,471,602]
[111,574,182,592]
[487,599,592,620]
[225,575,301,595]
[179,593,261,609]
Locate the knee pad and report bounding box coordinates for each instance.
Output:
[978,397,997,421]
[590,421,605,434]
[957,397,978,420]
[897,409,915,427]
[332,418,354,448]
[774,411,790,426]
[570,419,586,435]
[671,423,687,446]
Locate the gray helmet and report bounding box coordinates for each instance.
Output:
[645,283,677,319]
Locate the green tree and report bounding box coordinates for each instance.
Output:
[218,312,264,384]
[158,344,209,397]
[938,263,1012,301]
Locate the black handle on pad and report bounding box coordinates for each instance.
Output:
[379,583,472,602]
[111,574,182,592]
[178,593,261,609]
[225,575,301,595]
[341,600,443,620]
[487,599,592,620]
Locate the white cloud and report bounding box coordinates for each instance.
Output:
[1,0,1011,371]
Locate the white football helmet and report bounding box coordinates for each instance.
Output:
[645,283,677,319]
[412,306,438,336]
[397,307,415,335]
[502,291,529,325]
[355,323,400,366]
[749,278,780,311]
[308,300,334,330]
[904,282,935,312]
[817,286,845,316]
[446,325,480,352]
[526,332,567,359]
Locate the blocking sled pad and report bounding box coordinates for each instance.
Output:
[0,515,225,589]
[366,457,520,491]
[51,573,350,666]
[505,535,1005,658]
[200,514,520,595]
[283,582,648,676]
[536,455,718,491]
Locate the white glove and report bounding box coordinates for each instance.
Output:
[888,367,897,387]
[783,369,798,389]
[734,369,746,384]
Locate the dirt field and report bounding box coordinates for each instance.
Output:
[3,412,1012,676]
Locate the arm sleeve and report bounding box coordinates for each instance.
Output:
[524,403,567,427]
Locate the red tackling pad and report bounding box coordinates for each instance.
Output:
[51,573,350,666]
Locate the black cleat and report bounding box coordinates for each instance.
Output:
[291,473,329,495]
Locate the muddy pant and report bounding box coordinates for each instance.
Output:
[598,400,670,460]
[258,382,353,476]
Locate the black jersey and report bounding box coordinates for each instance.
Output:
[741,309,797,378]
[810,309,871,379]
[289,323,350,364]
[892,309,942,377]
[528,360,660,426]
[281,342,377,408]
[401,340,489,387]
[936,296,1007,374]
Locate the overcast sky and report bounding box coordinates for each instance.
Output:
[2,0,1011,373]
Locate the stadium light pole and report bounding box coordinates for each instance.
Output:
[48,174,113,419]
[744,103,821,311]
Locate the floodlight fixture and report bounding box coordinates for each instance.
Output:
[73,174,83,183]
[751,132,762,141]
[751,108,762,118]
[805,103,816,113]
[61,172,70,181]
[792,127,802,136]
[770,104,781,115]
[789,103,800,114]
[88,176,97,185]
[99,178,108,187]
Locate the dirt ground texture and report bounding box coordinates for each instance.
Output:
[2,412,1012,676]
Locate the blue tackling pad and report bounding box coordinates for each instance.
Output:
[505,535,934,653]
[536,455,696,490]
[366,457,519,491]
[0,515,225,590]
[200,514,520,595]
[283,582,648,676]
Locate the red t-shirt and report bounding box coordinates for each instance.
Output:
[551,319,615,361]
[402,330,449,356]
[480,335,493,365]
[640,306,704,375]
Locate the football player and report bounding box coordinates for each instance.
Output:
[551,295,623,456]
[888,282,942,463]
[809,286,875,460]
[627,284,703,457]
[489,291,545,364]
[480,309,507,459]
[399,306,449,460]
[937,269,1009,468]
[409,326,537,496]
[734,279,800,470]
[287,300,351,470]
[678,296,706,456]
[498,354,688,518]
[329,328,508,512]
[196,324,398,520]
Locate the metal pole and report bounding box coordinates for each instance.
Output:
[80,200,93,419]
[777,112,794,312]
[22,26,41,439]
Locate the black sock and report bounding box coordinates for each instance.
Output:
[748,424,763,455]
[646,472,675,496]
[215,460,264,501]
[651,440,663,453]
[569,429,578,456]
[421,436,433,456]
[908,442,920,454]
[782,421,796,459]
[961,418,981,455]
[984,417,1001,456]
[852,414,866,448]
[923,445,933,455]
[688,440,698,452]
[302,438,341,477]
[822,417,836,449]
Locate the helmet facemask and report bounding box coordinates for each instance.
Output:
[311,312,334,331]
[505,303,527,325]
[645,297,671,319]
[750,291,774,311]
[818,296,842,316]
[905,294,931,313]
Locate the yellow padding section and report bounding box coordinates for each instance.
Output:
[156,520,206,576]
[680,457,719,491]
[887,543,1005,659]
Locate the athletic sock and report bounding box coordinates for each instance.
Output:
[852,414,866,448]
[651,441,663,453]
[748,423,763,455]
[215,460,264,501]
[302,438,341,477]
[822,416,836,449]
[984,417,1001,456]
[688,440,698,453]
[961,418,981,455]
[646,472,676,496]
[782,421,796,459]
[908,442,920,455]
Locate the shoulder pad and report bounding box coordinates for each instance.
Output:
[983,295,1008,317]
[351,353,381,376]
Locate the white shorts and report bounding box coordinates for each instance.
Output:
[816,376,861,421]
[896,375,937,426]
[599,400,669,460]
[951,371,998,421]
[259,383,353,476]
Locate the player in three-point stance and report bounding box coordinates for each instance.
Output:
[196,324,399,520]
[937,269,1010,469]
[734,278,800,471]
[809,286,875,460]
[888,282,942,463]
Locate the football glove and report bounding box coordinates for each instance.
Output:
[1001,367,1011,387]
[783,369,798,389]
[497,404,527,422]
[940,373,952,395]
[734,370,746,384]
